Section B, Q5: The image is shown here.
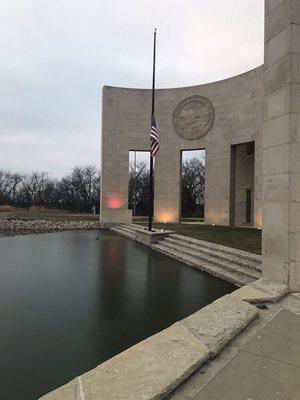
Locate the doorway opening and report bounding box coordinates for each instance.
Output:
[180,149,205,222]
[230,142,255,227]
[128,151,150,219]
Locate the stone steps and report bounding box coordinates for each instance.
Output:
[111,224,261,286]
[111,225,136,240]
[157,239,260,280]
[152,243,254,287]
[163,236,261,273]
[171,234,261,265]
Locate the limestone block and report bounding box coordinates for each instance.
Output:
[265,85,290,119]
[251,277,289,298]
[266,0,290,41]
[262,254,289,285]
[289,232,300,260]
[39,377,80,400]
[290,84,300,113]
[263,143,289,175]
[265,26,289,68]
[135,229,174,247]
[264,55,291,95]
[263,114,290,149]
[231,285,274,303]
[291,0,300,24]
[181,295,258,358]
[290,142,300,172]
[266,0,286,15]
[289,262,300,292]
[291,24,300,53]
[80,322,209,400]
[231,278,288,303]
[289,202,300,232]
[291,173,300,201]
[263,173,290,202]
[100,209,132,224]
[264,201,289,230]
[292,53,300,83]
[262,228,289,259]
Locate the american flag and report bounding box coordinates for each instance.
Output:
[150,116,159,157]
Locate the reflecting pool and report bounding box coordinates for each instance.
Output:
[0,230,234,399]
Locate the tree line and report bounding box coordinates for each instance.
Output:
[0,166,100,213]
[128,157,205,218]
[1,157,204,216]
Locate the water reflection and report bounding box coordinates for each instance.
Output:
[0,230,234,400]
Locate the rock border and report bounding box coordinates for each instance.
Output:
[0,219,101,237]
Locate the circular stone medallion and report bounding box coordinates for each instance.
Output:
[172,95,215,140]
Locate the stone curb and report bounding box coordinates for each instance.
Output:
[39,295,258,400]
[231,277,289,304]
[181,294,258,358]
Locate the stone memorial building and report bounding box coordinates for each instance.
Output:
[101,0,300,291]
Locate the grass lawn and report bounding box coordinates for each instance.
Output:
[0,209,99,222]
[140,222,262,255]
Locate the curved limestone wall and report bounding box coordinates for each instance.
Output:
[101,66,264,227]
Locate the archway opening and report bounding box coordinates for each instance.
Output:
[180,149,205,222]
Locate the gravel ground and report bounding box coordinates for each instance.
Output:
[0,219,101,237]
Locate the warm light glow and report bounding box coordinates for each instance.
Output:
[205,211,228,225]
[107,198,123,209]
[156,210,178,223]
[254,209,263,228]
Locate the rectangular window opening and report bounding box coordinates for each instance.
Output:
[128,151,150,219]
[180,149,206,223]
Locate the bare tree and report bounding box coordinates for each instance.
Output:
[128,161,150,216]
[0,166,100,213]
[181,157,205,218]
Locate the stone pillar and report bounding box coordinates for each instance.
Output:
[263,0,300,291]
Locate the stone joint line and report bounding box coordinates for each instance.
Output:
[179,320,208,351]
[77,377,85,400]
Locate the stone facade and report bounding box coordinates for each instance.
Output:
[263,0,300,291]
[101,68,264,228]
[101,0,300,290]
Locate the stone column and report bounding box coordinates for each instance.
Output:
[263,0,300,291]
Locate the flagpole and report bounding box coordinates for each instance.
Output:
[148,28,157,231]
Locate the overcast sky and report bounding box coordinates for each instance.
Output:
[0,0,264,177]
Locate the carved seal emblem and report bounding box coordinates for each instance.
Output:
[172,95,215,140]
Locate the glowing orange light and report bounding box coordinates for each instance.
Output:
[107,198,123,209]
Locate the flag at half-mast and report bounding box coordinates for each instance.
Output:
[150,115,159,157]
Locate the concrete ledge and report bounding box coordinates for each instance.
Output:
[40,322,209,400]
[135,228,175,246]
[231,277,289,303]
[100,209,133,225]
[181,294,258,358]
[40,295,258,400]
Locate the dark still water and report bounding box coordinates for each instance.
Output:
[0,230,234,400]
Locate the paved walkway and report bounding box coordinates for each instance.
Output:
[169,294,300,400]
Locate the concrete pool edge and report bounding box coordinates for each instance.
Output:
[39,294,259,400]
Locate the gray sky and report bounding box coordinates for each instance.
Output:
[0,0,264,177]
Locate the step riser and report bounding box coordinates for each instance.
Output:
[162,239,261,273]
[171,234,261,264]
[164,237,261,270]
[157,242,259,280]
[153,245,251,287]
[111,228,135,240]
